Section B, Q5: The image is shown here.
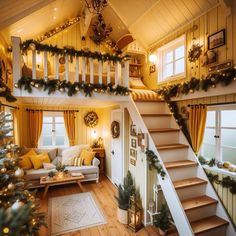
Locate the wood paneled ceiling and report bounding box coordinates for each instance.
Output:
[0,0,219,48]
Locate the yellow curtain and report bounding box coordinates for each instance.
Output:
[28,110,43,148]
[63,111,76,146]
[13,108,20,145]
[189,105,207,154]
[0,104,5,112]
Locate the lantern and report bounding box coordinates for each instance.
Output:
[127,194,143,232]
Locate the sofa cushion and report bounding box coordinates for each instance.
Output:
[29,152,51,169]
[36,148,57,161]
[52,156,62,166]
[80,150,95,166]
[65,166,98,175]
[20,149,37,169]
[61,144,90,159]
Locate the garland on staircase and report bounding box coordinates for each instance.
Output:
[145,149,166,179]
[20,40,130,62]
[15,77,130,97]
[156,68,236,101]
[207,173,236,194]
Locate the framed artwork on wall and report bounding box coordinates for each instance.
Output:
[208,29,226,50]
[130,124,137,136]
[130,158,136,166]
[130,148,136,158]
[131,138,136,148]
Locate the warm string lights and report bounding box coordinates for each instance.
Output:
[36,16,81,42]
[15,77,130,97]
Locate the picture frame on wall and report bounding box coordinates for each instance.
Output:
[131,138,136,148]
[130,158,136,166]
[130,148,136,158]
[208,29,226,50]
[130,124,137,137]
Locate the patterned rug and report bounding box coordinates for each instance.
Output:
[48,192,107,235]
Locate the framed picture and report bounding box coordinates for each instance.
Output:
[149,65,156,74]
[130,158,136,166]
[130,148,136,158]
[208,29,226,50]
[131,138,136,148]
[137,132,144,147]
[130,124,137,136]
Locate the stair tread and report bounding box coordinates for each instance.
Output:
[173,177,207,189]
[156,143,189,150]
[191,215,228,234]
[181,195,218,211]
[141,113,171,117]
[164,160,197,169]
[149,128,179,133]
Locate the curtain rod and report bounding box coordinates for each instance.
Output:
[187,101,236,107]
[0,103,19,109]
[26,109,79,112]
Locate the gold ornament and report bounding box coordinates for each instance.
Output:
[8,183,15,190]
[15,168,24,177]
[29,42,36,51]
[3,227,9,234]
[1,167,7,173]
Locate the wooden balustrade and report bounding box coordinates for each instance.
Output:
[11,36,130,93]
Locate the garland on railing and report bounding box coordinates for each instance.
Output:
[207,173,236,194]
[15,77,130,97]
[20,40,130,62]
[156,68,236,100]
[145,149,166,179]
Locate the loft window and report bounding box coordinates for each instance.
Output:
[157,35,186,82]
[39,112,68,147]
[201,106,236,165]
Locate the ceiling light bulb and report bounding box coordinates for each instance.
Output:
[149,54,157,63]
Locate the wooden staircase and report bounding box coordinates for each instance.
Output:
[131,99,235,236]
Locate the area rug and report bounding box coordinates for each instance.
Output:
[48,192,107,236]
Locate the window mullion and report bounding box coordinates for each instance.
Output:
[52,116,56,146]
[215,111,221,161]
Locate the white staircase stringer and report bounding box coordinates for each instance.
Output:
[177,130,236,235]
[124,98,194,236]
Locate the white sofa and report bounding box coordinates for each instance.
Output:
[23,147,100,188]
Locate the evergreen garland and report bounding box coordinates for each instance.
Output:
[20,40,130,62]
[207,173,236,194]
[156,68,236,100]
[145,149,166,179]
[15,77,130,97]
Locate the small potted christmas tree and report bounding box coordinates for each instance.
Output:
[115,171,136,224]
[154,203,170,235]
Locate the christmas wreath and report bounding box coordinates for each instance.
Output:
[188,43,203,62]
[84,111,98,127]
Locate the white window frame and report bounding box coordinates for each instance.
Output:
[201,105,236,163]
[39,112,69,148]
[157,34,186,82]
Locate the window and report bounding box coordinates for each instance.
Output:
[39,112,68,147]
[157,35,186,82]
[201,107,236,165]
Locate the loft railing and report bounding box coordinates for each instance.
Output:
[12,36,129,96]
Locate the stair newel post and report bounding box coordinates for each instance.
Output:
[98,60,103,84]
[89,58,94,84]
[32,50,36,80]
[75,56,79,82]
[55,53,59,80]
[65,54,69,81]
[11,36,22,90]
[43,51,48,81]
[107,62,111,84]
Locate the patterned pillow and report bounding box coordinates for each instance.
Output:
[73,157,82,166]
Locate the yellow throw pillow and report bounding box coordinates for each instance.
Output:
[19,149,37,169]
[73,157,82,166]
[29,152,51,170]
[80,150,95,166]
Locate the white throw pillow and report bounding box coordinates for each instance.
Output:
[61,144,90,159]
[43,163,56,170]
[61,155,75,166]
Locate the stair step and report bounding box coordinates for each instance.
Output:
[149,128,179,133]
[156,143,189,150]
[141,113,171,117]
[173,177,207,189]
[164,160,197,169]
[191,215,228,234]
[181,195,218,211]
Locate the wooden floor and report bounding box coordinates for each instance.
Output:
[37,175,161,236]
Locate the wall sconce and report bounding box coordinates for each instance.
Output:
[149,54,157,74]
[91,130,97,139]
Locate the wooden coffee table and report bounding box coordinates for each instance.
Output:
[40,173,85,198]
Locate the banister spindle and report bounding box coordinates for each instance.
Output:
[98,60,102,84]
[89,58,94,84]
[75,56,79,82]
[55,53,59,80]
[32,50,36,80]
[43,51,48,80]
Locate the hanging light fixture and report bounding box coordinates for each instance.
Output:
[84,0,108,14]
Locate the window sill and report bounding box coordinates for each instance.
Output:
[203,165,236,178]
[157,75,185,86]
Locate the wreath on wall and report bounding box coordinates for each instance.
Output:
[188,43,203,62]
[84,111,98,127]
[111,121,120,138]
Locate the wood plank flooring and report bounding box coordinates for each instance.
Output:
[37,176,162,236]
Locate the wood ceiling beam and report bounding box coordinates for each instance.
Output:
[0,0,55,30]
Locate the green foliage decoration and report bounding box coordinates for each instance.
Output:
[15,77,130,97]
[154,203,171,231]
[115,171,136,210]
[145,149,165,179]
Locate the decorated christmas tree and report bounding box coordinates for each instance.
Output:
[0,112,45,236]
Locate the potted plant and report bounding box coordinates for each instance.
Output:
[115,171,136,224]
[154,203,170,235]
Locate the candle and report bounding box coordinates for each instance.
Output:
[131,214,139,225]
